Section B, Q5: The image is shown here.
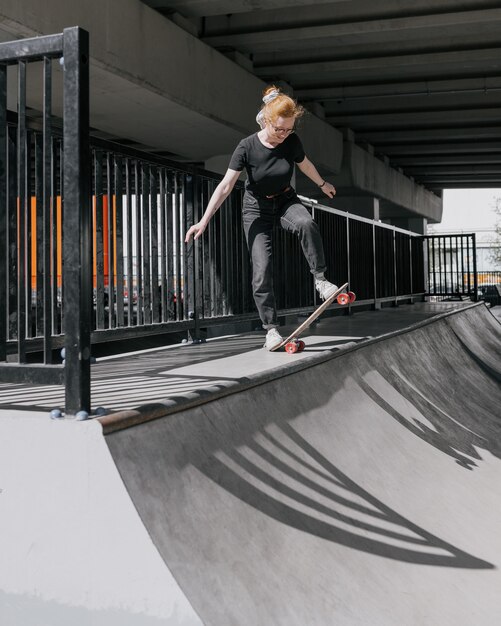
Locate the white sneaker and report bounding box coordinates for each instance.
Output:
[315,278,338,301]
[264,328,283,350]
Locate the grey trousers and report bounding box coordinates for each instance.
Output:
[242,188,328,330]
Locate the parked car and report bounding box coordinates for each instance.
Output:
[478,284,501,308]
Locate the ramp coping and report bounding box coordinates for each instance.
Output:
[99,302,488,435]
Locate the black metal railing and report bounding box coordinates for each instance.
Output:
[0,29,427,415]
[425,234,478,301]
[477,270,501,285]
[0,27,91,414]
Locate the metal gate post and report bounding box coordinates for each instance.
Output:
[185,169,199,338]
[62,27,91,415]
[472,233,478,302]
[0,65,6,361]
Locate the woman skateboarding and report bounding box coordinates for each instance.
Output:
[185,85,339,350]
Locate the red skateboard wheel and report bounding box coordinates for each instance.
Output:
[337,292,349,306]
[348,291,356,303]
[297,340,305,352]
[285,342,298,354]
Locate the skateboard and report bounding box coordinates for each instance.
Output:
[271,282,355,354]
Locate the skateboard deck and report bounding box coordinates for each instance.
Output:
[271,282,355,353]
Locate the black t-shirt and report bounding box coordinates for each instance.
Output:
[228,132,305,195]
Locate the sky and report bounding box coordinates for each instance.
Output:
[432,188,501,235]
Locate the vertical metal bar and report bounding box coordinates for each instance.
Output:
[106,152,115,328]
[173,173,182,321]
[204,180,211,317]
[135,160,143,325]
[442,236,447,296]
[159,169,167,322]
[454,235,459,296]
[150,166,159,323]
[35,132,44,338]
[43,57,53,361]
[114,156,124,326]
[94,150,105,329]
[25,130,33,339]
[184,170,196,332]
[62,27,91,415]
[209,181,217,317]
[50,137,56,336]
[408,235,413,296]
[59,137,65,333]
[239,187,250,315]
[181,174,189,321]
[430,236,434,296]
[454,235,458,295]
[392,229,397,302]
[0,64,6,360]
[427,236,431,295]
[442,235,446,296]
[448,235,452,296]
[227,181,235,314]
[125,158,133,325]
[7,126,17,343]
[166,171,175,321]
[463,235,471,291]
[17,60,27,362]
[448,235,453,296]
[436,236,440,295]
[225,186,234,315]
[219,190,227,316]
[346,215,351,310]
[472,234,478,301]
[372,223,377,306]
[142,163,151,325]
[460,235,465,295]
[436,236,441,295]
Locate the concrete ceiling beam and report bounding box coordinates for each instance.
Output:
[296,77,501,102]
[404,164,501,175]
[202,8,501,53]
[378,142,501,155]
[416,175,501,184]
[256,48,501,81]
[393,154,501,166]
[328,107,501,130]
[143,0,350,19]
[323,92,501,117]
[361,126,501,144]
[253,32,501,67]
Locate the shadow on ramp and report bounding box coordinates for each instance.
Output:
[103,304,501,625]
[197,420,492,569]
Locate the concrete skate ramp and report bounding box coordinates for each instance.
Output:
[103,304,501,625]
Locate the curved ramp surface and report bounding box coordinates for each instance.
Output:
[104,304,501,626]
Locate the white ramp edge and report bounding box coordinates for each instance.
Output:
[0,410,202,626]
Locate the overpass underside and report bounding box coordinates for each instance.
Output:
[9,1,501,228]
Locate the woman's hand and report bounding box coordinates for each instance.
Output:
[185,168,241,244]
[296,157,336,199]
[321,181,336,198]
[185,221,206,243]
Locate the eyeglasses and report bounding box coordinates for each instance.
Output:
[269,124,295,135]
